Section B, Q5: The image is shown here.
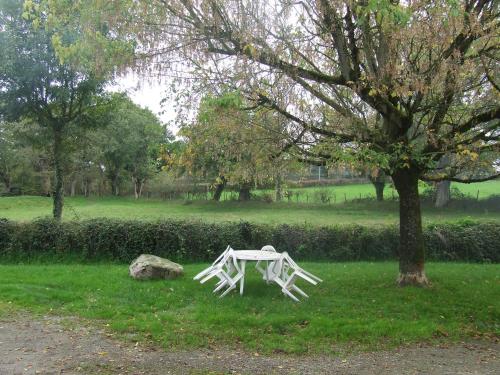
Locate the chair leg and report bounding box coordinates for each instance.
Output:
[292,284,309,298]
[281,287,300,302]
[239,260,246,295]
[219,284,236,298]
[213,280,228,293]
[296,271,317,285]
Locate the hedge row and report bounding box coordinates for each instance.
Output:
[0,218,498,263]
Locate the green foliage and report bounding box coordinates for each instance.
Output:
[92,93,167,194]
[0,218,498,263]
[356,0,411,27]
[179,91,297,195]
[0,0,105,124]
[24,0,135,74]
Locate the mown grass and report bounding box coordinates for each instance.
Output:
[0,263,498,354]
[0,194,498,225]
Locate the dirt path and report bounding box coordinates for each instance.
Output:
[0,314,498,375]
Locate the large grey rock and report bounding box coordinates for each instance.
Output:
[129,254,184,280]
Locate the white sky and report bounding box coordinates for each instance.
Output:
[110,73,178,133]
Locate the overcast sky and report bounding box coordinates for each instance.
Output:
[110,73,178,133]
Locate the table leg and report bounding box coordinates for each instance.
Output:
[240,260,246,295]
[265,260,270,284]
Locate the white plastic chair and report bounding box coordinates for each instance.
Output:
[193,245,232,281]
[255,245,279,283]
[196,248,244,298]
[271,252,322,302]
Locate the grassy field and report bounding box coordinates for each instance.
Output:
[1,180,498,225]
[0,194,498,225]
[253,180,500,202]
[0,263,498,354]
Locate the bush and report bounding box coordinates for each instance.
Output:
[313,189,332,204]
[0,218,498,263]
[253,193,274,203]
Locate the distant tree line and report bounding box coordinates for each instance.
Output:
[0,94,168,199]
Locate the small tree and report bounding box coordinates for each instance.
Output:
[0,0,106,218]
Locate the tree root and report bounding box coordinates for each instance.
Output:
[397,271,430,287]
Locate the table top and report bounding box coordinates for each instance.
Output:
[232,250,282,261]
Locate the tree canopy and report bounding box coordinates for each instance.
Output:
[178,91,297,200]
[95,93,167,198]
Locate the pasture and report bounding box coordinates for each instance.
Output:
[0,181,499,225]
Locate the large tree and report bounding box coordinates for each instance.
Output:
[179,91,296,201]
[37,0,499,285]
[0,0,107,219]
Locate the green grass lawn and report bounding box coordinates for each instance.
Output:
[0,263,498,354]
[0,194,498,225]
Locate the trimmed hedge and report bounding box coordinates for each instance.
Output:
[0,218,498,263]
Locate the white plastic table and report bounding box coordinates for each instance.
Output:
[232,250,282,295]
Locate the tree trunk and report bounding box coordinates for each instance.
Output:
[42,173,52,197]
[52,126,64,220]
[369,168,385,201]
[0,163,11,190]
[98,166,106,197]
[139,180,144,198]
[238,183,251,201]
[373,181,385,201]
[392,167,429,287]
[434,180,451,208]
[213,175,226,201]
[275,174,283,202]
[83,175,92,197]
[111,173,120,196]
[434,154,451,208]
[0,172,11,191]
[70,177,77,197]
[83,180,88,197]
[133,177,144,199]
[133,178,139,199]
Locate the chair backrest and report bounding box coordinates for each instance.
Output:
[261,245,276,252]
[282,252,297,266]
[212,245,232,265]
[223,248,243,274]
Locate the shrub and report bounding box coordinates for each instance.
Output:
[0,218,498,263]
[253,193,274,203]
[313,189,332,204]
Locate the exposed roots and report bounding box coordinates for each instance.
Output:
[397,271,430,287]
